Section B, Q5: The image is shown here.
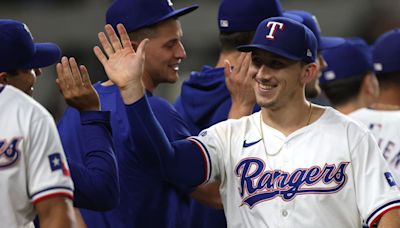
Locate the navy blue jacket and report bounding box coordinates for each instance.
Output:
[58,82,191,228]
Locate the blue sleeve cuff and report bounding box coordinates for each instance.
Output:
[80,111,111,125]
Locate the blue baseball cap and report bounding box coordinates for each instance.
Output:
[284,10,344,50]
[373,29,400,74]
[218,0,283,33]
[238,17,317,63]
[0,20,61,72]
[106,0,199,32]
[320,37,373,84]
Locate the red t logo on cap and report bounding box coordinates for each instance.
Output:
[265,22,284,40]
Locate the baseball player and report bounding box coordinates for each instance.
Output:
[0,18,119,219]
[349,29,400,180]
[96,17,400,228]
[320,37,379,114]
[0,20,76,228]
[57,0,203,227]
[174,0,284,227]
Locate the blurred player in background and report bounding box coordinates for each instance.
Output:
[350,29,400,180]
[320,37,379,114]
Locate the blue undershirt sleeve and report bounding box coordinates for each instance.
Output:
[67,111,119,211]
[125,96,206,187]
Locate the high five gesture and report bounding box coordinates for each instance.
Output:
[94,24,148,104]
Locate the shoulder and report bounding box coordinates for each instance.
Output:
[1,85,52,121]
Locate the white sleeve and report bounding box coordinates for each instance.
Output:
[27,114,74,204]
[351,130,400,227]
[188,125,226,184]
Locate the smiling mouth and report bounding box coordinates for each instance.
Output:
[254,78,277,90]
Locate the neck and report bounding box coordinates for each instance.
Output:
[215,51,242,68]
[335,96,369,115]
[260,100,315,136]
[373,89,400,110]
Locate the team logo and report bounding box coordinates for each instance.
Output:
[243,139,262,148]
[235,158,349,208]
[385,172,397,187]
[265,21,284,40]
[0,137,22,168]
[48,153,70,176]
[23,23,34,40]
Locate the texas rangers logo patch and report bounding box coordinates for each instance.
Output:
[235,158,349,208]
[0,137,22,168]
[48,153,70,176]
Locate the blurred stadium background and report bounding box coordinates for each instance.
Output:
[2,0,399,121]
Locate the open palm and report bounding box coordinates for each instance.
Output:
[94,24,148,89]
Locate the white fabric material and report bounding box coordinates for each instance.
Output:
[193,107,400,228]
[0,85,73,227]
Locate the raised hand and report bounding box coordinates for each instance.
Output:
[224,53,256,119]
[93,23,148,104]
[56,57,100,111]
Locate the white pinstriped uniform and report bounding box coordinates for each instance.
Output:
[0,85,73,228]
[189,107,400,228]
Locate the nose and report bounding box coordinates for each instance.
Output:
[34,68,42,77]
[175,41,187,60]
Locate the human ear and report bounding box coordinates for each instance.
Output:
[0,72,8,84]
[301,63,318,84]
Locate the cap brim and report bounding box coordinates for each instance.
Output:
[157,5,199,24]
[238,44,302,61]
[21,42,61,69]
[319,36,345,50]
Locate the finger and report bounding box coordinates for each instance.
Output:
[69,57,83,86]
[224,60,232,79]
[98,31,114,57]
[117,24,133,51]
[61,56,73,89]
[234,53,246,74]
[55,62,66,92]
[79,65,92,86]
[136,38,149,61]
[105,24,123,51]
[240,53,252,79]
[93,46,108,66]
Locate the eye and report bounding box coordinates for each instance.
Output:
[251,57,262,68]
[267,60,285,69]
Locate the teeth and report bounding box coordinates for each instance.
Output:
[173,66,179,71]
[258,83,274,90]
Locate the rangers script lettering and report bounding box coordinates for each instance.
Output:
[235,158,349,208]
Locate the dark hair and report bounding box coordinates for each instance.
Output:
[6,70,18,76]
[376,71,400,89]
[321,73,368,107]
[219,31,255,53]
[128,17,179,42]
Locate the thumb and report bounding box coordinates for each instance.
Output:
[224,59,232,79]
[136,38,149,61]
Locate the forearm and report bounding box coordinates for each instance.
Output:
[377,208,400,227]
[36,197,76,228]
[69,111,119,210]
[125,96,206,187]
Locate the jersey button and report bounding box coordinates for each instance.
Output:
[282,210,288,217]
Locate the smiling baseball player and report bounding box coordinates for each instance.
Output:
[94,17,400,228]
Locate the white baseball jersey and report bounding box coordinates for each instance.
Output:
[350,108,400,179]
[0,85,74,228]
[189,107,400,228]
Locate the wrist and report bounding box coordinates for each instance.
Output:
[119,81,145,105]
